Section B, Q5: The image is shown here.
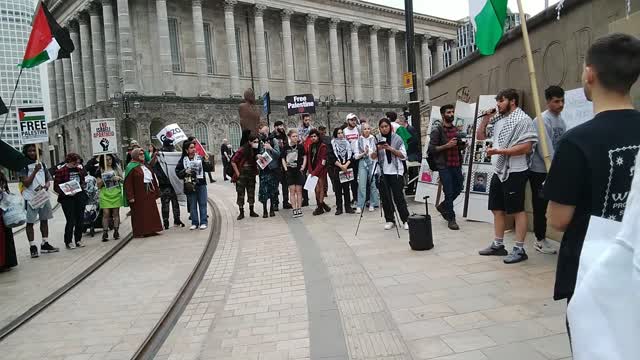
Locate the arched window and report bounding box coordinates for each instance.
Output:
[194,122,209,150]
[229,122,241,149]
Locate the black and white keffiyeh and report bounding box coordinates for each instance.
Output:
[332,138,352,163]
[489,107,538,181]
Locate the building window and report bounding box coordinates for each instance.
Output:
[168,18,183,72]
[235,27,244,76]
[203,23,215,74]
[264,31,271,78]
[194,122,209,149]
[229,122,241,149]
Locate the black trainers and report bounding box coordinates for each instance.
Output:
[504,247,529,264]
[269,208,276,217]
[30,245,39,258]
[321,203,331,212]
[313,207,325,216]
[75,241,86,248]
[102,231,109,242]
[113,229,120,240]
[174,220,185,228]
[40,242,60,253]
[447,220,460,230]
[335,209,343,216]
[478,242,508,256]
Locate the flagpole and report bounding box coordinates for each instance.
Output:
[516,0,551,171]
[1,68,24,137]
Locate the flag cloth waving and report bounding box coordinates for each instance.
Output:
[469,0,508,55]
[20,1,74,68]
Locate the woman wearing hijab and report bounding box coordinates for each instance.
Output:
[307,129,330,216]
[353,122,380,213]
[124,148,163,238]
[231,134,260,220]
[0,171,17,272]
[97,154,124,241]
[176,141,212,230]
[54,153,89,249]
[329,127,354,215]
[376,118,410,230]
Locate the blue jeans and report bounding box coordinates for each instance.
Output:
[188,184,208,226]
[357,157,380,209]
[438,166,464,220]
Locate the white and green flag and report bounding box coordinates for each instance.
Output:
[469,0,508,55]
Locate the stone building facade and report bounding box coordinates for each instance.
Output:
[44,0,459,161]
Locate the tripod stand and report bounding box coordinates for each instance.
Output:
[355,159,401,238]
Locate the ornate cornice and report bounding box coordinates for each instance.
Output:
[370,25,380,33]
[306,14,318,25]
[254,3,267,17]
[281,9,294,21]
[329,17,340,29]
[350,22,360,32]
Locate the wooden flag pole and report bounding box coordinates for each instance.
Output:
[35,143,40,162]
[516,0,551,171]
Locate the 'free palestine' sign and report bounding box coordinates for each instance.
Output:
[17,105,48,145]
[285,94,316,116]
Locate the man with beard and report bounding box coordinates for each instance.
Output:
[428,104,464,230]
[477,89,538,264]
[239,88,261,146]
[272,121,291,209]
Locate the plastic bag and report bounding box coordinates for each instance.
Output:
[0,192,27,228]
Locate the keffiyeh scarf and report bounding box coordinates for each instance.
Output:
[332,138,352,163]
[489,107,538,181]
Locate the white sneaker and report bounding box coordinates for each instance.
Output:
[403,222,409,230]
[384,222,395,230]
[189,225,197,230]
[534,239,557,254]
[369,206,375,212]
[199,224,208,230]
[356,207,362,214]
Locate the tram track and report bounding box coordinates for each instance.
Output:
[0,197,223,360]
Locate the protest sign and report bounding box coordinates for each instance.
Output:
[90,118,118,155]
[285,94,316,116]
[563,88,594,130]
[156,123,188,144]
[17,105,48,145]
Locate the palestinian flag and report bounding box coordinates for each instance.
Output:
[18,106,46,123]
[20,1,74,68]
[469,0,508,55]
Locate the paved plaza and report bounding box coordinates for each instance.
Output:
[0,181,571,360]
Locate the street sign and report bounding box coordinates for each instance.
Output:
[90,118,118,155]
[403,72,414,94]
[17,105,48,145]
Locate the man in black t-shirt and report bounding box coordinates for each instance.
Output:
[545,34,640,308]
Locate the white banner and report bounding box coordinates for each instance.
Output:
[17,105,48,145]
[156,151,187,202]
[156,123,188,144]
[91,118,118,155]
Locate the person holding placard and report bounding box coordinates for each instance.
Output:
[256,122,281,218]
[282,129,306,218]
[329,126,354,216]
[176,141,212,230]
[307,129,330,216]
[353,123,379,213]
[54,153,88,249]
[19,144,58,258]
[97,154,124,241]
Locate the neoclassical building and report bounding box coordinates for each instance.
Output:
[45,0,458,161]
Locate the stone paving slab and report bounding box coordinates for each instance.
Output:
[0,203,207,360]
[0,192,133,331]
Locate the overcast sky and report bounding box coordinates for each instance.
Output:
[365,0,555,21]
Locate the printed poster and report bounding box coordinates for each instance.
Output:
[563,88,594,131]
[17,105,48,145]
[156,123,188,144]
[91,118,118,155]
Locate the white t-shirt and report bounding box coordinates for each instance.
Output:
[490,117,529,174]
[343,126,360,144]
[391,122,401,132]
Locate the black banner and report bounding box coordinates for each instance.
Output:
[285,94,315,116]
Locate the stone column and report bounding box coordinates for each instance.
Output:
[117,0,137,93]
[69,22,85,109]
[281,9,295,95]
[306,14,319,97]
[62,57,76,113]
[224,0,240,97]
[193,0,210,96]
[350,22,362,102]
[55,60,67,115]
[79,14,95,106]
[254,4,268,95]
[421,35,432,103]
[369,25,381,102]
[328,18,341,101]
[47,62,58,119]
[435,37,444,73]
[387,29,399,103]
[102,0,119,97]
[156,0,175,95]
[89,4,107,101]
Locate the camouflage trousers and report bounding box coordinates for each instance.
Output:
[160,186,181,223]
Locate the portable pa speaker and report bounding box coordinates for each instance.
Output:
[407,196,434,251]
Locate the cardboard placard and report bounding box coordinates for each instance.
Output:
[285,94,315,116]
[156,123,188,144]
[17,105,48,145]
[91,118,118,155]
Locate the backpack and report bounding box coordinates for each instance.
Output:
[426,125,446,171]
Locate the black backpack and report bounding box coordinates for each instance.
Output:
[426,125,446,171]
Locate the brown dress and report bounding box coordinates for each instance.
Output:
[124,165,163,237]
